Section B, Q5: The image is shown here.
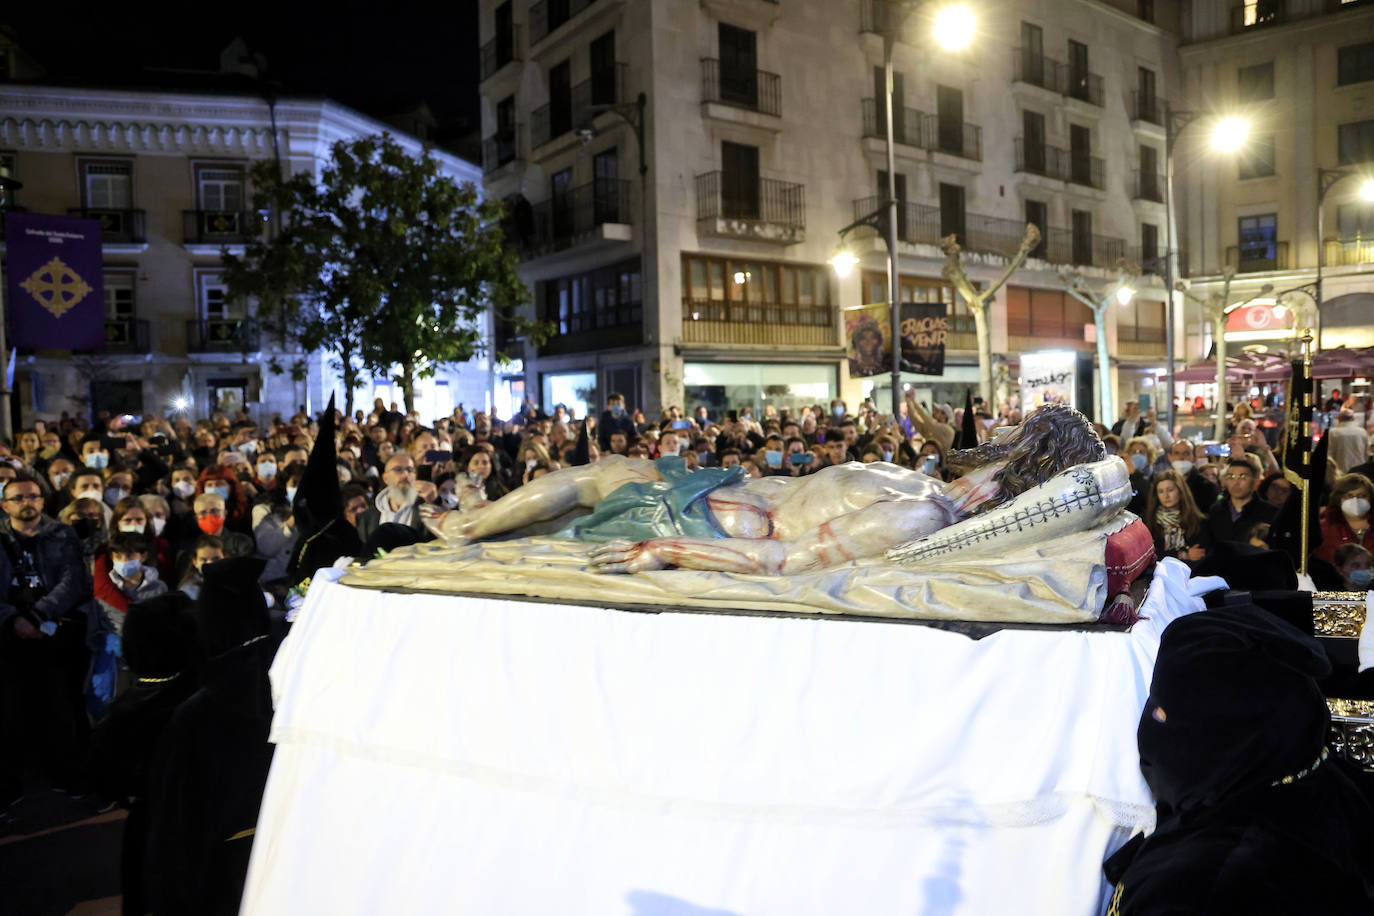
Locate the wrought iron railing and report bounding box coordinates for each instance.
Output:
[1042,227,1125,268]
[851,197,1041,260]
[482,125,522,173]
[696,172,805,229]
[1323,236,1374,266]
[87,318,152,354]
[532,63,627,147]
[479,24,522,81]
[182,210,266,244]
[522,179,631,258]
[1130,90,1163,125]
[1227,240,1291,272]
[67,208,146,243]
[701,58,782,116]
[1133,171,1165,202]
[529,0,600,43]
[186,318,260,353]
[1012,48,1102,106]
[1014,140,1103,189]
[859,100,981,160]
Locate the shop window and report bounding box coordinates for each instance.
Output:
[1005,286,1092,340]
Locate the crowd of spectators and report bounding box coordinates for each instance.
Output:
[1,385,1372,911]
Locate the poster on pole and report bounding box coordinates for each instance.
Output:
[845,303,889,378]
[1019,351,1079,411]
[898,301,948,376]
[5,212,105,351]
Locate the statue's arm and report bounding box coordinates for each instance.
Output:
[589,499,948,575]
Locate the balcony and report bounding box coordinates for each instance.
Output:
[75,319,151,354]
[522,179,632,259]
[1129,247,1191,277]
[1039,227,1125,268]
[696,172,805,245]
[479,25,521,81]
[1227,241,1291,273]
[531,62,627,149]
[701,58,782,117]
[186,318,260,354]
[1132,171,1164,203]
[182,210,266,245]
[1011,49,1102,107]
[482,125,523,174]
[860,99,982,161]
[859,0,892,33]
[67,208,146,243]
[1230,0,1286,32]
[682,300,837,347]
[1130,91,1163,126]
[1014,140,1104,189]
[1324,236,1374,266]
[529,0,601,43]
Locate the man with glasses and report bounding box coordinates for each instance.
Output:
[0,473,93,813]
[1205,456,1276,548]
[355,453,426,544]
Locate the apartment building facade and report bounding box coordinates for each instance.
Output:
[0,79,489,426]
[479,0,1178,421]
[1177,0,1374,362]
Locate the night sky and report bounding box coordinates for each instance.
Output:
[4,1,481,127]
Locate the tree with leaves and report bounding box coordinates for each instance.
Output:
[223,135,540,415]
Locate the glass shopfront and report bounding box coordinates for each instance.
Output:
[541,370,597,420]
[683,362,837,419]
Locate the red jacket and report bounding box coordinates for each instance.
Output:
[92,538,173,615]
[1313,506,1374,566]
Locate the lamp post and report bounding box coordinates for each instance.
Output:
[1062,269,1137,425]
[0,168,23,442]
[1314,167,1374,351]
[832,0,973,418]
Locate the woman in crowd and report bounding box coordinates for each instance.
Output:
[917,440,948,481]
[1143,469,1209,566]
[195,465,252,534]
[460,446,509,505]
[1313,473,1374,568]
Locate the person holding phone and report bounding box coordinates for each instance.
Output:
[780,437,814,477]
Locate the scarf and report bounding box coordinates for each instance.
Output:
[1156,507,1187,552]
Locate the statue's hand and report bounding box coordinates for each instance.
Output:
[419,503,467,543]
[588,539,666,574]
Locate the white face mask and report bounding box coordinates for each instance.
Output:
[1171,460,1194,474]
[172,480,196,499]
[118,522,144,533]
[1342,497,1371,518]
[150,516,167,537]
[286,486,298,503]
[257,462,278,480]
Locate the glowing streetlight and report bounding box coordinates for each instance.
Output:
[1360,178,1374,202]
[932,5,976,51]
[1115,286,1137,306]
[1210,116,1250,153]
[173,397,189,412]
[829,250,860,279]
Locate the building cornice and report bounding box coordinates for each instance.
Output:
[1179,5,1374,56]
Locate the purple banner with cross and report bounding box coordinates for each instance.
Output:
[6,211,105,350]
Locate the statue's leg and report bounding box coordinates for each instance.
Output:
[438,456,660,541]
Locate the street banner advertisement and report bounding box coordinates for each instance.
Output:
[1019,351,1079,411]
[5,211,105,350]
[845,303,889,378]
[899,301,948,376]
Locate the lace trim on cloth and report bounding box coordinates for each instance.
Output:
[1269,746,1328,787]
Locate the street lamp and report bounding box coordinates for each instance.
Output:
[1160,105,1250,437]
[836,0,975,418]
[1314,167,1374,350]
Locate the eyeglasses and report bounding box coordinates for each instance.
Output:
[1223,474,1253,481]
[3,494,43,503]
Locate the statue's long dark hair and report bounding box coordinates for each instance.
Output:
[944,404,1105,515]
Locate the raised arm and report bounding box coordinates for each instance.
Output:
[588,498,952,576]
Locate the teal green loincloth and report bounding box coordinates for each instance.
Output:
[556,457,748,542]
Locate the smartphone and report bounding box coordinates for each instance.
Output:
[1204,444,1229,457]
[793,453,814,465]
[672,419,692,431]
[424,449,453,464]
[923,455,940,474]
[765,449,783,468]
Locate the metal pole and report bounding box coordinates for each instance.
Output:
[884,36,902,420]
[1315,171,1325,352]
[1162,103,1177,439]
[0,171,14,442]
[1299,330,1313,578]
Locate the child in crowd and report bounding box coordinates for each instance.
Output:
[98,532,168,635]
[177,535,225,601]
[1333,543,1373,591]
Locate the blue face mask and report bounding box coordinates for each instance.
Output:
[610,405,625,417]
[1131,453,1149,472]
[84,452,109,469]
[207,485,231,501]
[1350,568,1373,587]
[113,558,142,579]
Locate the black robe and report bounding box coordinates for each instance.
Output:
[142,639,275,916]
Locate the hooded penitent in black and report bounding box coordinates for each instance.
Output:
[89,593,202,916]
[1103,603,1374,914]
[287,393,362,588]
[143,556,275,916]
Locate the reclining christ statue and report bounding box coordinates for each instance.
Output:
[421,404,1106,577]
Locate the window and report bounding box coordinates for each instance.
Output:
[1338,42,1374,86]
[682,255,832,325]
[1020,22,1044,86]
[1139,145,1160,199]
[1237,213,1278,265]
[494,1,515,68]
[195,270,238,320]
[1070,124,1092,186]
[593,149,620,224]
[545,258,643,336]
[1238,135,1276,178]
[1072,209,1093,265]
[1138,0,1154,23]
[1006,286,1093,339]
[1022,110,1046,173]
[1338,120,1374,164]
[936,85,964,156]
[1067,40,1091,102]
[719,24,758,109]
[1141,223,1159,264]
[195,163,245,213]
[547,0,571,33]
[590,30,617,105]
[873,67,907,142]
[721,141,760,219]
[860,271,974,333]
[1119,299,1166,344]
[104,271,135,321]
[1137,67,1156,118]
[1025,200,1048,259]
[939,183,966,245]
[1237,62,1274,102]
[548,59,572,139]
[550,167,573,239]
[81,159,132,210]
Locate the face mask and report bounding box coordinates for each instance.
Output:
[197,515,225,535]
[1131,454,1149,472]
[118,522,144,533]
[349,447,362,458]
[238,441,258,455]
[104,487,129,507]
[77,487,103,502]
[286,486,298,503]
[659,445,679,458]
[525,458,539,470]
[1350,568,1373,587]
[765,449,783,468]
[150,516,167,537]
[257,462,278,480]
[172,480,196,499]
[1171,460,1194,475]
[71,517,101,540]
[53,472,71,489]
[207,485,231,501]
[1342,497,1371,518]
[84,452,108,469]
[832,407,844,419]
[113,558,142,578]
[610,405,624,417]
